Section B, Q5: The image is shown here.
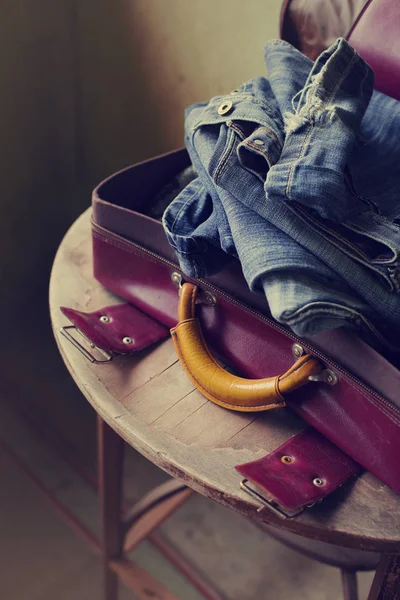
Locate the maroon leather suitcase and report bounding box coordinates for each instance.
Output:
[88,0,400,509]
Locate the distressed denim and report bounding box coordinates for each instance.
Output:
[163,39,400,347]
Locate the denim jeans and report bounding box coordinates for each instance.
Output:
[163,39,400,347]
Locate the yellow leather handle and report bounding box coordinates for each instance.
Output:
[170,283,322,412]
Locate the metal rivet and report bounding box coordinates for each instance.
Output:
[253,139,264,146]
[122,337,133,345]
[292,343,304,358]
[204,291,217,306]
[100,315,110,323]
[326,372,336,385]
[313,478,326,487]
[281,455,294,464]
[309,369,339,386]
[218,100,233,115]
[171,272,182,287]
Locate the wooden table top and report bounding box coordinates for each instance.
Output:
[50,209,400,553]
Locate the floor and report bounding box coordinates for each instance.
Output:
[0,336,375,600]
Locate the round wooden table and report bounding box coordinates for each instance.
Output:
[50,210,400,600]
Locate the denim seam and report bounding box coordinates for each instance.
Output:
[228,122,246,140]
[389,267,400,293]
[245,140,274,166]
[255,126,281,146]
[167,244,202,255]
[221,234,234,244]
[168,185,201,234]
[214,128,237,184]
[344,221,399,264]
[229,121,282,148]
[191,107,280,132]
[298,206,388,262]
[193,254,207,278]
[285,50,359,200]
[92,231,178,269]
[322,50,358,107]
[264,39,313,59]
[281,302,391,347]
[283,202,394,289]
[283,304,361,322]
[348,213,400,245]
[344,166,379,214]
[285,122,313,199]
[267,128,282,146]
[294,203,395,282]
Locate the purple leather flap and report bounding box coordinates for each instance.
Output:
[61,304,169,354]
[236,429,361,514]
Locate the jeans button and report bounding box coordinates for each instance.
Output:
[218,101,233,115]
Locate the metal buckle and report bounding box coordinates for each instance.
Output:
[60,325,113,364]
[239,479,304,518]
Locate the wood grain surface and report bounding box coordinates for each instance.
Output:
[49,210,400,553]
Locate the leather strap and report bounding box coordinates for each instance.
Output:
[61,303,169,357]
[236,428,361,516]
[170,283,322,412]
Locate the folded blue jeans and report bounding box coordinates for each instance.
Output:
[163,39,400,348]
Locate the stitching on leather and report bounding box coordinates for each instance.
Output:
[190,284,197,318]
[172,325,285,410]
[173,326,285,412]
[274,376,284,403]
[93,231,173,269]
[278,355,314,381]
